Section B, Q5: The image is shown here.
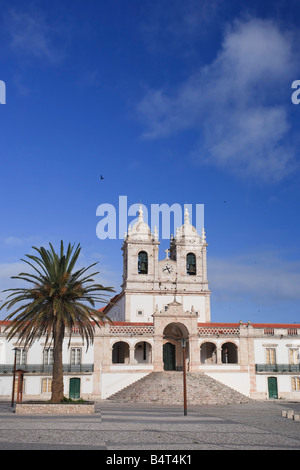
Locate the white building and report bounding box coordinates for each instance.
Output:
[0,207,300,402]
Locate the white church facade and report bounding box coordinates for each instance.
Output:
[0,207,300,402]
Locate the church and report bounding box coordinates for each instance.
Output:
[0,206,300,403]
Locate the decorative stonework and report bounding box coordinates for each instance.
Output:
[109,324,154,335]
[198,326,240,336]
[15,402,95,415]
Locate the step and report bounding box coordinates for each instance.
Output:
[107,372,250,405]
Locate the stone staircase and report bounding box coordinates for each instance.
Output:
[107,372,251,405]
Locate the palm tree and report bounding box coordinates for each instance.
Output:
[0,241,114,403]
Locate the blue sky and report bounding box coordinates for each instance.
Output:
[1,0,300,323]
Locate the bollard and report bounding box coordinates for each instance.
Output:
[293,414,300,421]
[287,410,294,419]
[281,410,287,418]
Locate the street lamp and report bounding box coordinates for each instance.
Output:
[181,338,187,416]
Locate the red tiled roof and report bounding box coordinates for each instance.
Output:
[251,323,300,328]
[109,322,154,326]
[198,322,300,328]
[1,319,300,328]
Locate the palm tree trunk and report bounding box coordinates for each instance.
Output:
[51,320,65,402]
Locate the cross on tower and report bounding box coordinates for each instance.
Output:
[164,249,170,259]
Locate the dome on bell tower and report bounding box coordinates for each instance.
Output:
[175,207,203,243]
[127,205,153,241]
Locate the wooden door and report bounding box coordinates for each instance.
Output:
[268,377,278,399]
[163,343,176,371]
[69,378,81,399]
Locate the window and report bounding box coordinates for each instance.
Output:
[138,251,148,274]
[71,348,82,365]
[43,348,53,365]
[16,348,27,365]
[41,378,52,393]
[266,348,276,365]
[137,310,143,316]
[289,348,299,365]
[186,253,196,275]
[292,377,300,391]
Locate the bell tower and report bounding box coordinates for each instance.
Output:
[168,207,211,321]
[121,205,160,292]
[108,205,210,323]
[119,206,160,321]
[170,208,208,286]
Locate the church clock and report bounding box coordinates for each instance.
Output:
[162,263,173,274]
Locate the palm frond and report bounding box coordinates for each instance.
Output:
[1,241,114,349]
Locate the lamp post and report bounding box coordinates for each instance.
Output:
[181,338,187,416]
[11,347,19,407]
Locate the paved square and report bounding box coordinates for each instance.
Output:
[0,401,299,450]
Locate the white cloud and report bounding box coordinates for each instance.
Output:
[77,250,120,292]
[209,251,300,304]
[5,7,66,64]
[0,262,25,281]
[4,236,34,246]
[137,17,299,182]
[141,0,221,55]
[0,262,27,317]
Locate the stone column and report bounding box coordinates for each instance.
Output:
[92,326,111,397]
[129,345,135,364]
[216,346,222,364]
[153,335,164,371]
[189,335,201,372]
[239,322,257,396]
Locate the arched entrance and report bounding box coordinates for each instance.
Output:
[112,341,130,364]
[200,342,217,364]
[221,342,238,364]
[134,341,152,364]
[162,323,189,371]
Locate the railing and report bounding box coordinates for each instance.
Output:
[256,364,300,373]
[263,328,274,335]
[264,328,299,336]
[109,325,154,335]
[198,327,240,336]
[0,364,94,374]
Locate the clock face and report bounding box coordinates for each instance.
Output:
[162,263,173,274]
